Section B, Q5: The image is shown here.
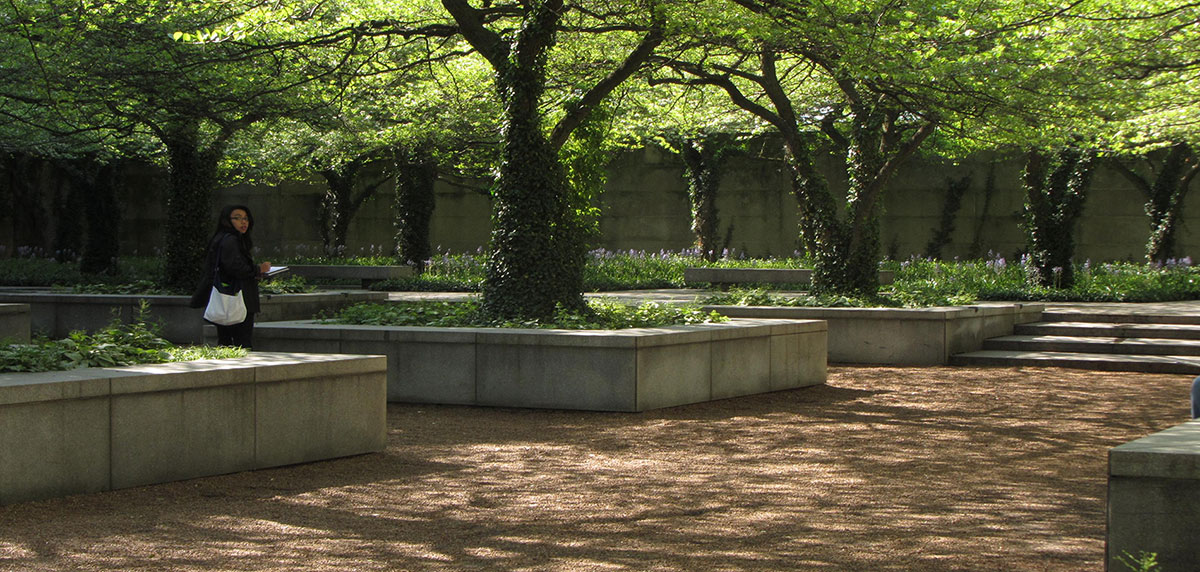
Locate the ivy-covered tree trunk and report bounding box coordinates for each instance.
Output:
[782,104,934,296]
[779,130,842,285]
[318,157,393,257]
[1140,143,1198,264]
[62,156,122,274]
[1021,147,1097,288]
[162,121,221,292]
[81,162,122,275]
[318,162,358,256]
[393,144,437,273]
[480,1,587,320]
[923,175,971,260]
[678,133,735,262]
[52,169,84,262]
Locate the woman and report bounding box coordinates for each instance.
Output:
[190,204,271,348]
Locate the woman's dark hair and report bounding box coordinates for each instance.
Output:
[215,204,255,250]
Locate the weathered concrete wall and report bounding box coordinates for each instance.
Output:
[6,147,1195,263]
[0,353,387,505]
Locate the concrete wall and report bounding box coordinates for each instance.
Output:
[0,291,387,343]
[243,318,828,412]
[0,303,31,343]
[0,352,387,505]
[5,147,1193,263]
[1108,419,1200,571]
[706,303,1043,365]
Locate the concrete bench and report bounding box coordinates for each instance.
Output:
[1108,419,1200,571]
[0,303,31,343]
[0,352,386,505]
[242,318,828,412]
[683,267,894,288]
[286,265,413,288]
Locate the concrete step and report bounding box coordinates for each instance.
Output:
[1016,321,1200,340]
[1041,311,1200,326]
[950,350,1200,374]
[983,334,1200,356]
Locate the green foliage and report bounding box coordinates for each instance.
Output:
[259,276,317,294]
[894,255,1200,303]
[0,257,165,289]
[703,287,974,309]
[1117,551,1161,572]
[1,303,248,373]
[325,298,726,330]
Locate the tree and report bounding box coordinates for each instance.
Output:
[440,0,664,319]
[664,130,742,261]
[4,1,397,289]
[1021,146,1096,288]
[1110,144,1200,263]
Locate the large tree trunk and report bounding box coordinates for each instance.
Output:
[479,1,587,320]
[62,156,122,274]
[678,134,735,262]
[162,121,221,292]
[1144,143,1198,264]
[393,144,437,273]
[318,162,358,256]
[1021,147,1096,288]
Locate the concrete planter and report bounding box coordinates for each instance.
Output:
[705,303,1042,365]
[0,290,387,344]
[0,352,387,505]
[1108,420,1200,571]
[0,303,31,343]
[684,267,895,287]
[286,265,413,287]
[243,318,828,412]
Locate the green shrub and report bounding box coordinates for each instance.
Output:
[324,298,726,329]
[1,304,248,373]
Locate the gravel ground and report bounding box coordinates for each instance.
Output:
[1,365,1190,571]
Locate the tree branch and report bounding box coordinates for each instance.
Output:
[549,23,664,149]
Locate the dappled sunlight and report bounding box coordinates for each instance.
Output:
[0,366,1190,571]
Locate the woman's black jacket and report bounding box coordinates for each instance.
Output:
[188,230,261,313]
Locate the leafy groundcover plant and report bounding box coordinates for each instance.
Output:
[323,299,727,329]
[1,309,247,374]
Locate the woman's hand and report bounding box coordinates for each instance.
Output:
[259,261,271,274]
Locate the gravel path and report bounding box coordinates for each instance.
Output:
[1,366,1190,571]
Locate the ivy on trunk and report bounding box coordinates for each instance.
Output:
[1021,146,1096,289]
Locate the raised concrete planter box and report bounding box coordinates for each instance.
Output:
[287,265,413,287]
[684,267,895,287]
[0,352,386,505]
[704,303,1042,365]
[0,291,386,344]
[1108,420,1200,571]
[242,318,827,412]
[0,303,31,343]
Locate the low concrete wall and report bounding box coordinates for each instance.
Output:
[0,352,386,505]
[1108,420,1200,571]
[0,303,31,343]
[704,303,1043,365]
[286,265,414,287]
[243,318,828,412]
[684,267,895,286]
[0,291,387,344]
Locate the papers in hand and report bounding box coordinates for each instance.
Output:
[265,266,290,278]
